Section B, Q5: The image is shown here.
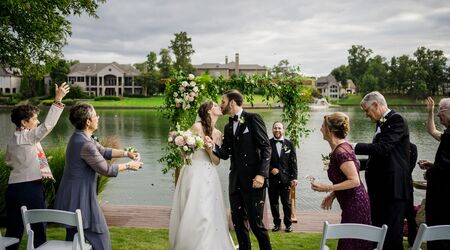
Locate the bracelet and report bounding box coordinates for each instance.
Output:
[123,150,128,157]
[125,163,131,170]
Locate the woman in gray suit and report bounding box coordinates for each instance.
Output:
[55,103,143,250]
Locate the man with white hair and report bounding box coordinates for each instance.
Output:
[354,91,412,250]
[418,97,450,250]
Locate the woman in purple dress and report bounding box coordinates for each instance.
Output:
[311,112,372,250]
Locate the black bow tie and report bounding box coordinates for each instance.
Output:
[229,115,239,123]
[275,139,283,143]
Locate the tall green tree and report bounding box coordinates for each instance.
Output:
[158,48,173,79]
[0,0,103,69]
[147,51,158,72]
[331,65,350,88]
[169,32,195,73]
[413,47,448,95]
[347,45,373,86]
[0,0,104,96]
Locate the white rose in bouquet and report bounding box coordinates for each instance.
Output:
[188,74,195,80]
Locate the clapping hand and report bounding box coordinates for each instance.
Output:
[54,82,70,102]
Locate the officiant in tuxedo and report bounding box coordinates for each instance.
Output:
[211,90,272,250]
[354,91,412,250]
[268,121,298,233]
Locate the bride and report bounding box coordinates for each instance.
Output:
[169,101,235,250]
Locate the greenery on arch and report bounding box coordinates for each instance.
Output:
[159,72,313,174]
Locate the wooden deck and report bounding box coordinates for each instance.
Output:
[102,204,340,232]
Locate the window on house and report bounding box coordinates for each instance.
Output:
[5,88,10,93]
[77,77,84,82]
[12,88,16,93]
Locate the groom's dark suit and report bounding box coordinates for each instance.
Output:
[215,110,272,250]
[355,110,412,250]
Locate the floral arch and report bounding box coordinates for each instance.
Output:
[159,72,313,174]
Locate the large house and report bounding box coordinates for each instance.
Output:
[0,66,21,94]
[315,74,341,99]
[53,62,142,96]
[194,53,267,79]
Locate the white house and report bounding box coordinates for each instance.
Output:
[315,74,341,99]
[194,53,267,79]
[58,62,142,96]
[0,66,21,94]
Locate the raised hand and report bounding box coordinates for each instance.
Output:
[426,96,435,114]
[54,82,70,102]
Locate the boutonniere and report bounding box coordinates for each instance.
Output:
[283,145,289,153]
[239,116,245,124]
[91,134,99,142]
[379,117,387,124]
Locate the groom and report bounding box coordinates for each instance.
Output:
[213,90,272,250]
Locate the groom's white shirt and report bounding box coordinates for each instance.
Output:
[233,108,243,134]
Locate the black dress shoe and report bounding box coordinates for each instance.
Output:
[285,226,293,232]
[272,225,280,232]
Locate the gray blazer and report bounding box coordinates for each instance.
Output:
[55,130,119,233]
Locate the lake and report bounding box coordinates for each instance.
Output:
[0,106,439,212]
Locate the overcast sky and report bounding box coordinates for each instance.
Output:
[62,0,450,76]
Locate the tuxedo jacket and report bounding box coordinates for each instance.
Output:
[269,138,298,186]
[354,110,412,201]
[215,110,271,194]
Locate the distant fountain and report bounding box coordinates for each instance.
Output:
[309,97,329,110]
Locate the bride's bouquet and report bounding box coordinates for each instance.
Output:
[168,128,204,165]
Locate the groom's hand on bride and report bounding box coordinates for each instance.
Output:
[252,175,265,189]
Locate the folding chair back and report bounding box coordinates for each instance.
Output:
[319,221,388,250]
[0,231,20,250]
[21,206,91,250]
[411,223,450,250]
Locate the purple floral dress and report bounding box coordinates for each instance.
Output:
[328,142,372,250]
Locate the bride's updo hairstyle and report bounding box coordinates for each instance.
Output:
[323,112,350,139]
[198,101,214,137]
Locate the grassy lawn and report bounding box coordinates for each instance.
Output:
[1,227,333,250]
[84,95,278,108]
[2,227,416,249]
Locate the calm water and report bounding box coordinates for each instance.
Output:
[0,107,440,212]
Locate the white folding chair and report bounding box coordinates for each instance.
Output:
[21,206,91,250]
[411,223,450,250]
[319,221,388,250]
[0,231,20,250]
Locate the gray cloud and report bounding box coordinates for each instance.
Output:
[62,0,450,76]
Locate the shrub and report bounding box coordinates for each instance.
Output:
[66,86,90,99]
[94,96,121,101]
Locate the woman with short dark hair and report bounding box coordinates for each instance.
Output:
[55,103,143,250]
[5,82,69,250]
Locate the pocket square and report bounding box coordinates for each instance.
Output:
[285,150,291,154]
[243,127,249,134]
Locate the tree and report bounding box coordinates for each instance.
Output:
[347,45,373,86]
[169,32,195,73]
[47,59,70,96]
[414,47,448,95]
[147,51,158,72]
[270,59,301,78]
[331,65,350,88]
[0,0,103,69]
[158,48,173,79]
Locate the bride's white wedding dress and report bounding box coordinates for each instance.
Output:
[169,149,235,250]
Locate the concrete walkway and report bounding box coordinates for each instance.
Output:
[102,204,340,232]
